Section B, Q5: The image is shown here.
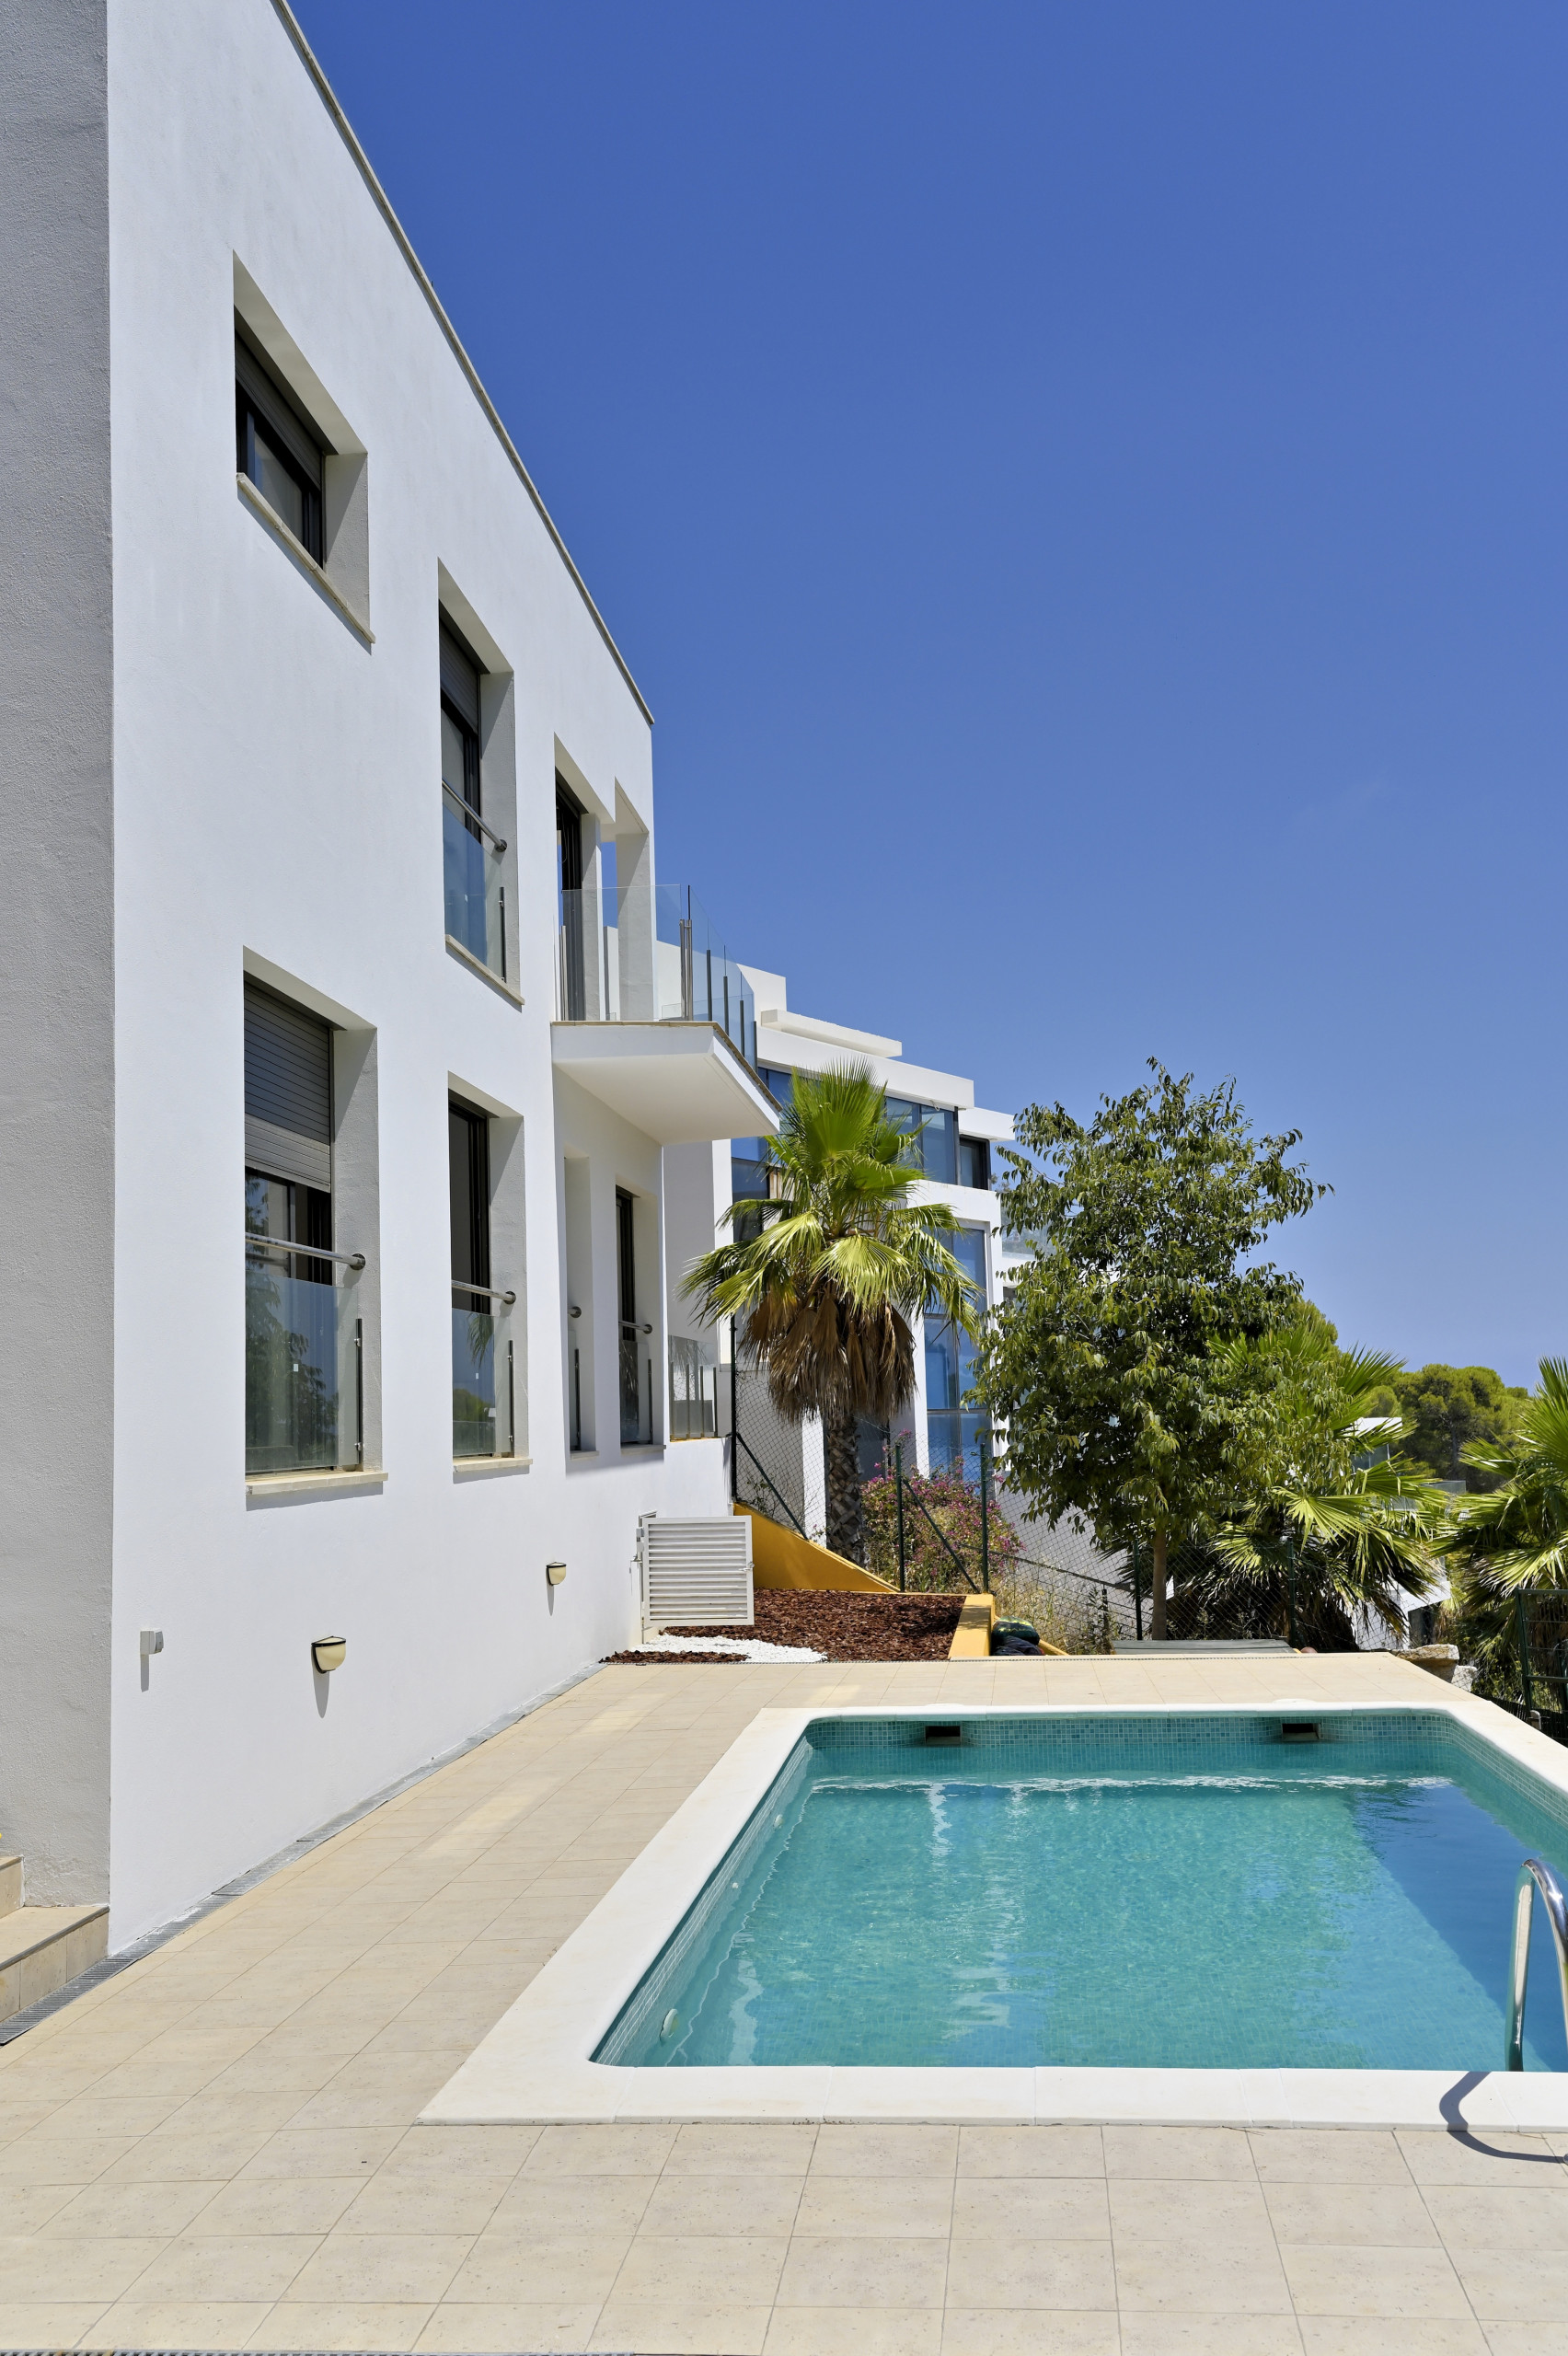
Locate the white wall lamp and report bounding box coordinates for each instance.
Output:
[312,1637,347,1674]
[140,1629,164,1657]
[546,1561,567,1588]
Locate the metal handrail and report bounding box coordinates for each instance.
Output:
[442,777,507,853]
[451,1278,517,1305]
[245,1233,365,1270]
[1505,1855,1568,2069]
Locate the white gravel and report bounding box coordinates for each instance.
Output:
[632,1632,825,1663]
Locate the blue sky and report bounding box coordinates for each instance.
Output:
[297,0,1566,1385]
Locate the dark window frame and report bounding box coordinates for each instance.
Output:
[236,330,324,562]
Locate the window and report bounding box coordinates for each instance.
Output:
[556,779,586,1019]
[958,1135,991,1191]
[441,621,507,979]
[926,1223,988,1481]
[887,1098,958,1184]
[236,331,323,562]
[617,1188,650,1444]
[243,982,362,1473]
[450,1098,514,1460]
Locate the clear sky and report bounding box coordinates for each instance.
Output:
[296,0,1565,1386]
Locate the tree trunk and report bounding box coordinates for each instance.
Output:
[823,1403,866,1564]
[1150,1528,1169,1641]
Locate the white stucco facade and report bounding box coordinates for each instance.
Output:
[1,0,773,1945]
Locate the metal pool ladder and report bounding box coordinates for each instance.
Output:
[1505,1857,1568,2070]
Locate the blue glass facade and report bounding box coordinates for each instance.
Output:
[926,1222,988,1480]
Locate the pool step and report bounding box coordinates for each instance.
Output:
[0,1859,109,2022]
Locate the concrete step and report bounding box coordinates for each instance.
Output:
[0,1856,19,1919]
[0,1901,109,2023]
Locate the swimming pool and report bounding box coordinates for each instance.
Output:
[424,1696,1568,2130]
[596,1713,1568,2073]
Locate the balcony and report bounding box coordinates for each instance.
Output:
[245,1233,363,1475]
[444,784,506,981]
[453,1281,518,1460]
[552,881,780,1146]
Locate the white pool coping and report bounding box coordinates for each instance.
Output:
[421,1694,1568,2132]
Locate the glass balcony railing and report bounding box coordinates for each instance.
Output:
[669,1333,719,1439]
[453,1281,517,1460]
[555,879,756,1068]
[245,1234,363,1475]
[444,784,507,981]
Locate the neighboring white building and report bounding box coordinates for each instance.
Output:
[663,964,1015,1539]
[1,0,775,1945]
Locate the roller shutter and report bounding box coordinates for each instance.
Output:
[439,623,480,730]
[244,982,332,1192]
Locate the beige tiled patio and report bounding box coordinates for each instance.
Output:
[0,1653,1563,2353]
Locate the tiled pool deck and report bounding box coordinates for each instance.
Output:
[1,1652,1565,2353]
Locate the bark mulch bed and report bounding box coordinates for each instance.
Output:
[670,1588,968,1663]
[601,1649,749,1666]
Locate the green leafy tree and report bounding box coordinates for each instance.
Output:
[1385,1364,1529,1491]
[1443,1361,1568,1703]
[977,1062,1324,1636]
[1198,1323,1447,1645]
[685,1064,976,1564]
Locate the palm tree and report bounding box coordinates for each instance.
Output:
[1445,1361,1568,1703]
[1194,1323,1447,1646]
[685,1064,978,1563]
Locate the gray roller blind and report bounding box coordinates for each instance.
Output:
[439,622,480,729]
[236,331,326,485]
[245,982,332,1192]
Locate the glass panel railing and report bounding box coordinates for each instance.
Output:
[452,1285,516,1460]
[669,1334,719,1439]
[556,882,621,1022]
[554,881,755,1068]
[656,884,755,1066]
[245,1239,362,1475]
[444,786,506,981]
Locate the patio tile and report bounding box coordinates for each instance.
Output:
[1250,2130,1412,2184]
[1298,2322,1488,2353]
[88,2298,274,2349]
[1114,2236,1293,2316]
[1422,2184,1568,2246]
[0,2235,169,2302]
[943,2238,1115,2312]
[413,2300,602,2350]
[939,2316,1119,2356]
[1263,2181,1441,2247]
[610,2232,790,2305]
[1444,2243,1568,2321]
[281,2232,473,2304]
[766,2306,944,2354]
[1118,2321,1304,2355]
[1395,2131,1564,2184]
[958,2126,1104,2177]
[1279,2244,1471,2319]
[795,2174,953,2238]
[666,2123,819,2175]
[188,2174,367,2235]
[523,2122,678,2175]
[445,2232,631,2303]
[1110,2175,1274,2241]
[639,2172,804,2236]
[248,2300,432,2348]
[1103,2126,1257,2180]
[41,2178,221,2238]
[0,2136,138,2184]
[490,2172,659,2235]
[239,2126,407,2178]
[951,2177,1109,2240]
[0,2305,111,2350]
[589,2297,773,2353]
[776,2234,950,2309]
[810,2127,961,2177]
[128,2234,320,2301]
[2,2183,80,2232]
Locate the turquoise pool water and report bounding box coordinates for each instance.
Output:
[598,1714,1568,2071]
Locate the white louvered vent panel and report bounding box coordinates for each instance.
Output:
[642,1517,754,1628]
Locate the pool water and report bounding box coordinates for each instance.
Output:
[598,1714,1568,2071]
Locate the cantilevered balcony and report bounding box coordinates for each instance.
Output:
[552,881,779,1145]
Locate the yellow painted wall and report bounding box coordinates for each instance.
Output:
[734,1505,894,1593]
